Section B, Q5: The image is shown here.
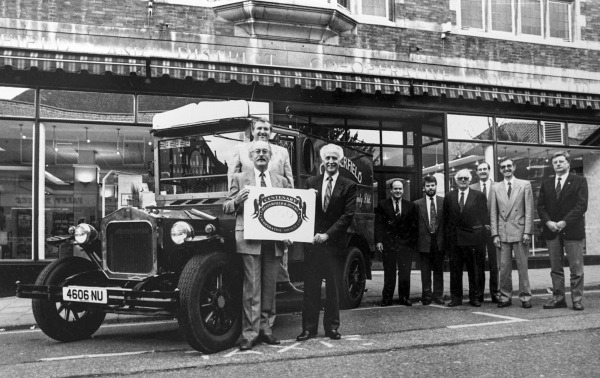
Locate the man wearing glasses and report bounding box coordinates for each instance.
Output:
[444,169,489,307]
[489,158,534,309]
[538,151,588,311]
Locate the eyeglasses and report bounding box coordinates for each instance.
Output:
[456,177,470,181]
[500,164,513,169]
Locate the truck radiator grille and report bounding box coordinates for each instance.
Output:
[106,222,153,274]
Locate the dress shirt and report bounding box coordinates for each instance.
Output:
[504,177,515,195]
[321,171,339,205]
[479,180,490,198]
[254,168,272,188]
[555,172,569,190]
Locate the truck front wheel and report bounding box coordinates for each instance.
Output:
[32,257,106,342]
[339,247,366,309]
[178,253,242,353]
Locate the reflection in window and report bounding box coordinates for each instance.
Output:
[0,87,34,117]
[382,130,404,145]
[382,146,414,167]
[496,118,539,143]
[447,142,494,186]
[347,129,379,144]
[568,123,600,146]
[447,114,493,140]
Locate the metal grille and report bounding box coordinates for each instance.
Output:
[106,222,153,274]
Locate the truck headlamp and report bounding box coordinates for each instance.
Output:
[204,223,215,234]
[73,224,98,245]
[171,221,194,245]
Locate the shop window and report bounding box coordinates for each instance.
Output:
[447,141,494,186]
[0,87,35,117]
[422,142,446,195]
[347,129,380,144]
[40,90,134,122]
[382,130,404,145]
[447,114,493,141]
[568,123,600,146]
[382,146,414,167]
[497,118,540,143]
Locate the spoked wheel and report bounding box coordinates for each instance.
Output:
[178,253,242,353]
[32,257,106,342]
[339,247,366,309]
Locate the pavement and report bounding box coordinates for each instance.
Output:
[1,265,600,331]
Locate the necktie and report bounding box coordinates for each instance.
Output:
[395,200,400,215]
[323,176,332,211]
[483,183,487,199]
[260,172,266,187]
[555,177,562,199]
[459,191,465,212]
[507,182,512,198]
[429,197,436,233]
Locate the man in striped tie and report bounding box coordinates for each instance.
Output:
[297,144,357,342]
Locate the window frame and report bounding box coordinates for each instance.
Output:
[547,0,573,42]
[518,0,544,37]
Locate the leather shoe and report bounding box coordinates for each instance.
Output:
[296,331,317,342]
[447,300,462,307]
[469,300,481,307]
[380,299,393,307]
[259,334,280,345]
[543,300,567,309]
[277,282,303,294]
[325,330,342,340]
[498,300,512,308]
[478,296,484,303]
[491,295,500,304]
[422,298,432,306]
[399,298,412,306]
[522,301,532,309]
[572,301,584,311]
[432,297,445,305]
[239,339,254,351]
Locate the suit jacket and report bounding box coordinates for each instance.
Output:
[470,180,495,218]
[443,189,489,247]
[228,142,293,189]
[375,198,417,250]
[305,174,357,252]
[537,174,588,240]
[223,170,290,256]
[489,178,534,243]
[414,195,444,253]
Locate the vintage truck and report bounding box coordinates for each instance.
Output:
[16,100,374,353]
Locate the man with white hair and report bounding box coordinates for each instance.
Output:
[443,168,489,307]
[297,143,357,342]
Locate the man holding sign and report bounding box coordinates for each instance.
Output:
[223,140,292,351]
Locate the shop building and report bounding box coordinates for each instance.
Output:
[1,0,599,293]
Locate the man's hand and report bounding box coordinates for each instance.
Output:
[522,234,531,245]
[546,220,560,233]
[376,242,384,252]
[493,236,501,248]
[234,188,250,205]
[283,239,293,247]
[314,233,329,244]
[556,220,567,232]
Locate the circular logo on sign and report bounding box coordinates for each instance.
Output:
[251,194,309,233]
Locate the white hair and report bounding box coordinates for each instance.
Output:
[454,168,472,182]
[248,140,272,158]
[319,144,344,161]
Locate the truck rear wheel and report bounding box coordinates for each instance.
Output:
[339,247,366,309]
[32,257,106,342]
[178,252,242,353]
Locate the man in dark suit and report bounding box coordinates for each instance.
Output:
[538,151,588,311]
[223,140,292,350]
[444,168,489,307]
[297,144,357,342]
[470,162,500,303]
[414,175,445,305]
[375,179,417,307]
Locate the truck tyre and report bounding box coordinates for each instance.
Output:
[178,252,242,353]
[339,247,366,309]
[32,257,106,342]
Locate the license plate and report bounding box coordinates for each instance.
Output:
[63,286,108,304]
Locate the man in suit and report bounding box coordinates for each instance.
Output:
[470,162,500,303]
[223,140,292,350]
[375,179,417,307]
[297,144,357,342]
[444,168,489,307]
[414,176,445,305]
[227,117,300,295]
[538,151,588,311]
[489,158,534,308]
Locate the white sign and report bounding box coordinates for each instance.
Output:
[244,187,316,243]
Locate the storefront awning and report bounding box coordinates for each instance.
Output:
[2,48,600,110]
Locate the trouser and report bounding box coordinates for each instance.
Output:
[498,241,532,303]
[419,241,444,300]
[547,236,584,303]
[302,246,342,333]
[241,245,281,341]
[276,249,291,283]
[477,235,499,298]
[382,246,413,301]
[449,245,481,302]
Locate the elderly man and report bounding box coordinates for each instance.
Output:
[444,169,489,307]
[223,140,292,350]
[297,144,357,342]
[489,158,534,308]
[228,117,300,295]
[538,151,588,311]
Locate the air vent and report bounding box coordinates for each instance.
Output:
[542,122,564,145]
